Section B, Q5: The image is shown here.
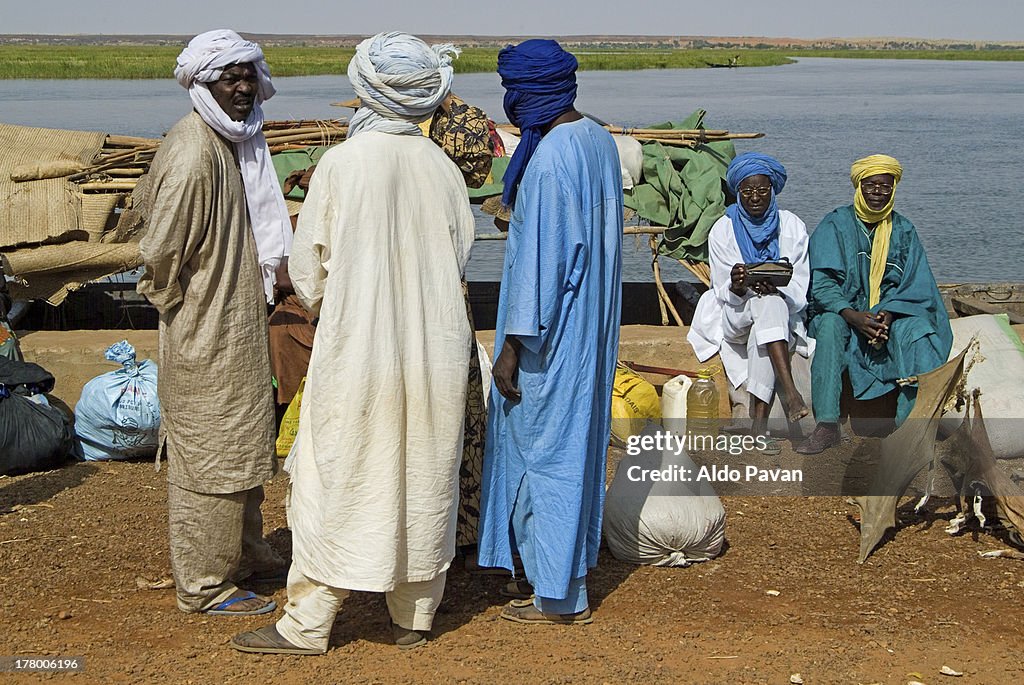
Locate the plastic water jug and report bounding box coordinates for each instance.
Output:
[661,374,693,438]
[686,369,719,441]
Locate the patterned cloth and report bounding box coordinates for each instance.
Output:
[430,96,494,189]
[456,281,486,547]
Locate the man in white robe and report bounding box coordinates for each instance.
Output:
[688,153,812,448]
[232,31,475,655]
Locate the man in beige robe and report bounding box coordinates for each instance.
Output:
[232,31,474,655]
[138,30,291,616]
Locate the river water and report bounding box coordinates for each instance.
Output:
[2,58,1021,282]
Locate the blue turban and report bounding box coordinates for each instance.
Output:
[497,39,578,206]
[724,152,788,264]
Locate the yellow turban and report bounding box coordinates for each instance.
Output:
[850,154,903,308]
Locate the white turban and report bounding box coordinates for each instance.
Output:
[174,29,291,304]
[347,31,459,139]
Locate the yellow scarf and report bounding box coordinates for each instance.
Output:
[850,154,903,307]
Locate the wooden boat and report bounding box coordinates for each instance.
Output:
[704,55,740,68]
[13,279,1024,332]
[940,282,1024,325]
[4,119,1020,332]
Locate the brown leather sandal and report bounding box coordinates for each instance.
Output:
[500,601,593,625]
[230,625,323,655]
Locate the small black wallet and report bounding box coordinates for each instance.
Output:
[743,259,793,288]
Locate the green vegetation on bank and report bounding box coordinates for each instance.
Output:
[791,48,1024,61]
[1,44,1022,79]
[0,46,794,79]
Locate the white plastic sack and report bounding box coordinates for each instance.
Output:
[604,422,726,566]
[75,340,160,461]
[941,314,1024,459]
[611,135,643,191]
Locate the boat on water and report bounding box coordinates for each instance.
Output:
[704,55,740,68]
[2,118,1021,333]
[11,278,1024,333]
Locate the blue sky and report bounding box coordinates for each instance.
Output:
[3,1,1023,41]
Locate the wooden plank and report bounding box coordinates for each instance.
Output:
[951,295,1024,325]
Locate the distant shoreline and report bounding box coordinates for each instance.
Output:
[0,45,1022,80]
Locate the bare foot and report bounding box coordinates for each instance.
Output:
[785,397,809,423]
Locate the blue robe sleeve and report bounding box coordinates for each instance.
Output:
[504,170,585,355]
[808,210,856,315]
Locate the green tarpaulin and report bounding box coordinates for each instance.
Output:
[272,146,329,200]
[623,110,735,263]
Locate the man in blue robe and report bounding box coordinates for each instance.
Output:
[477,39,622,624]
[796,154,952,454]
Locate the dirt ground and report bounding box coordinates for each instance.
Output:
[2,327,1023,685]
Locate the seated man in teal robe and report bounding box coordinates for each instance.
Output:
[478,40,623,624]
[795,154,952,454]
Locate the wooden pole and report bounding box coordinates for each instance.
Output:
[494,122,763,142]
[650,235,684,327]
[650,236,669,326]
[475,225,665,241]
[679,259,711,287]
[103,134,161,148]
[79,181,137,191]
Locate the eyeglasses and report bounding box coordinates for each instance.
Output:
[860,181,893,194]
[738,185,772,199]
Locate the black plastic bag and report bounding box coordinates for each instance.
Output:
[0,359,73,476]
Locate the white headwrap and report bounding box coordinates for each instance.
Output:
[347,31,459,139]
[174,29,292,304]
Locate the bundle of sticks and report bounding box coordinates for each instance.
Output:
[71,119,349,192]
[494,123,763,147]
[69,117,759,194]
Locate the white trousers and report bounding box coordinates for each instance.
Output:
[275,565,447,652]
[722,294,792,404]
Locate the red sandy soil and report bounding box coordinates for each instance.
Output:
[1,327,1022,684]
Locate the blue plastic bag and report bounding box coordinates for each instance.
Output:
[75,341,160,461]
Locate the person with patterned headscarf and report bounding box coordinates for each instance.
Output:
[232,32,475,655]
[688,152,812,452]
[477,39,622,626]
[137,29,288,618]
[795,154,952,454]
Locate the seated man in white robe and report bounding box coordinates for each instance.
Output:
[232,31,475,655]
[687,152,812,452]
